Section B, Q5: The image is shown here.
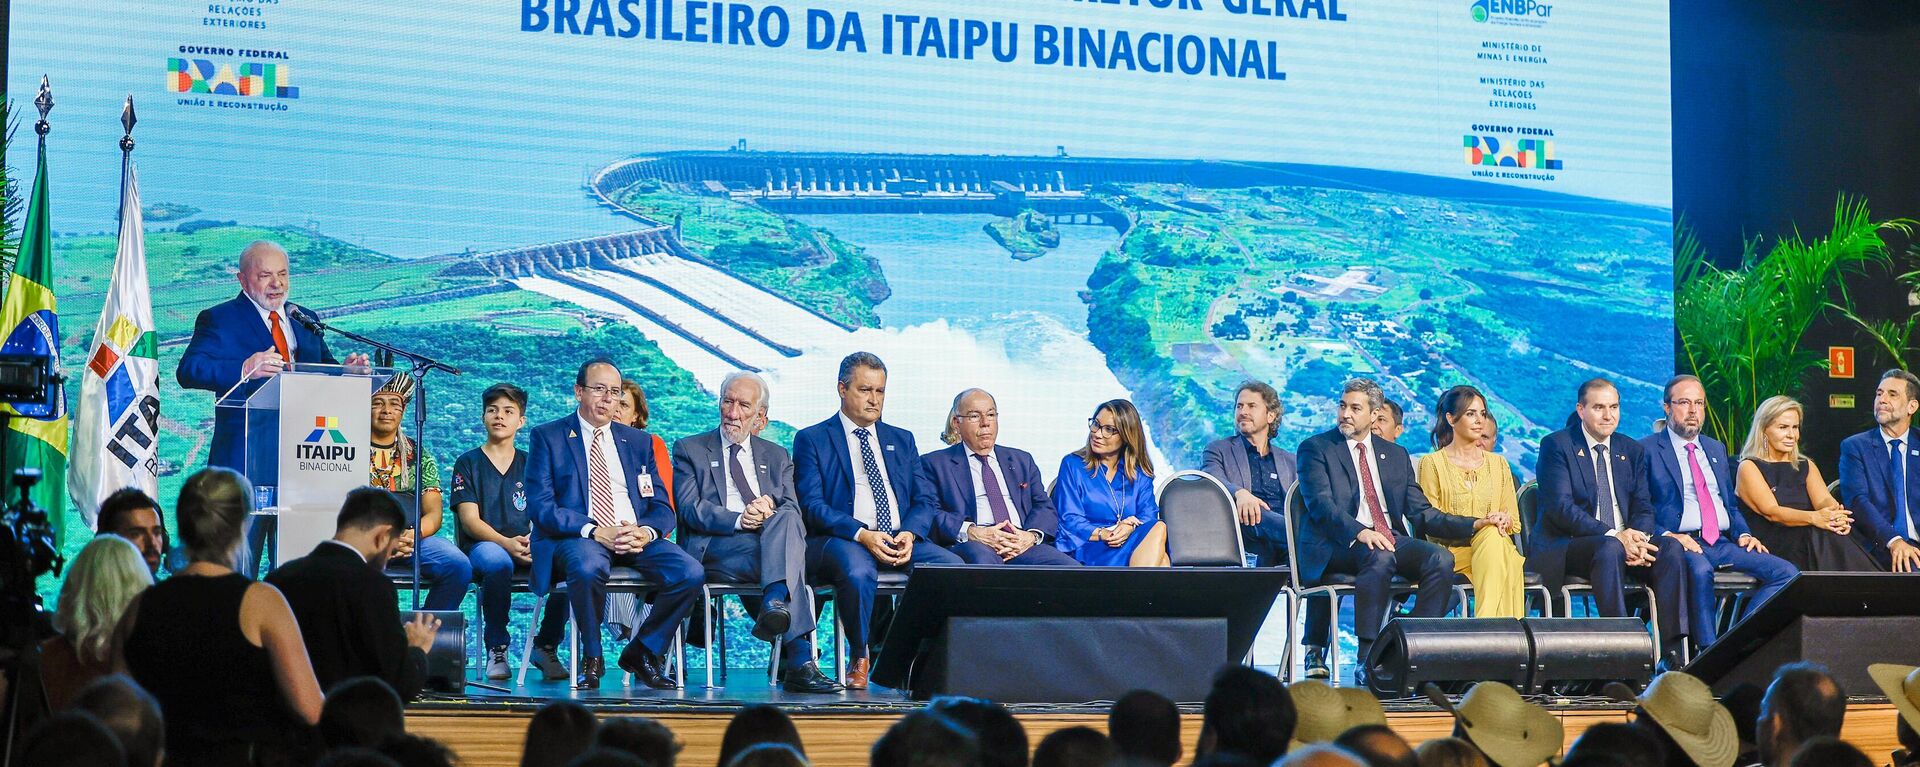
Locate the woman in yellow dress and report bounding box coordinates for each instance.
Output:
[1415,384,1527,619]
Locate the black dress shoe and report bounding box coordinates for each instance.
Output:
[618,643,680,690]
[575,656,604,690]
[752,599,793,642]
[780,661,844,694]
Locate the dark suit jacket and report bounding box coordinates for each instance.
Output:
[1639,430,1751,540]
[670,428,800,564]
[1530,426,1656,592]
[1202,436,1298,500]
[1295,428,1473,583]
[264,542,426,700]
[177,294,338,472]
[1837,425,1920,562]
[525,414,675,594]
[792,415,936,541]
[916,442,1058,546]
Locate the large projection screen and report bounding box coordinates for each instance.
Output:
[6,0,1671,517]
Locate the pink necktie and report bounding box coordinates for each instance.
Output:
[1686,444,1719,545]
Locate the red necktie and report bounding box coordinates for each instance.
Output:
[267,310,292,362]
[587,428,619,527]
[1355,442,1396,544]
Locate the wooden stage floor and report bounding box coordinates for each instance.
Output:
[405,673,1906,767]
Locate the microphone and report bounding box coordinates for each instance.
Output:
[285,303,325,334]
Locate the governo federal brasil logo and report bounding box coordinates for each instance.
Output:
[299,415,355,461]
[1472,0,1552,23]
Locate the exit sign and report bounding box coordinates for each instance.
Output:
[1830,394,1856,409]
[1830,346,1855,378]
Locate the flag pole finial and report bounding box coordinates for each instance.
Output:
[120,95,137,154]
[34,75,54,137]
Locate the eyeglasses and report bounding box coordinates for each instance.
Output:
[580,384,621,399]
[1666,399,1707,409]
[958,411,998,423]
[1087,418,1120,437]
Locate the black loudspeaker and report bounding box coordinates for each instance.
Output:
[1525,617,1653,693]
[928,617,1226,703]
[1685,573,1920,695]
[1366,618,1531,697]
[406,610,466,693]
[1366,617,1653,698]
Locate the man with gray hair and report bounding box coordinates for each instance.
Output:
[1295,378,1471,683]
[919,388,1079,566]
[670,371,840,692]
[178,240,369,574]
[792,351,962,689]
[1202,381,1298,569]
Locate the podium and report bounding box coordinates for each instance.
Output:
[219,363,393,564]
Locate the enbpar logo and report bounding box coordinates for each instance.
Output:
[1471,0,1552,25]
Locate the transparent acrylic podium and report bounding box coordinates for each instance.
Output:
[218,363,394,565]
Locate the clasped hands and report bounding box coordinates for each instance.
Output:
[1810,505,1853,536]
[1472,511,1519,536]
[967,521,1041,561]
[1091,516,1143,548]
[592,522,656,554]
[856,528,917,566]
[739,495,777,530]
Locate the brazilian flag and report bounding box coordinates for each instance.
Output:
[1,128,67,544]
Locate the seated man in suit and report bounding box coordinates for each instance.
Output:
[176,240,368,575]
[1837,368,1920,572]
[1640,375,1797,651]
[672,371,841,693]
[1202,380,1298,569]
[526,357,703,689]
[1532,377,1688,663]
[919,388,1078,566]
[1296,377,1473,682]
[265,487,440,700]
[794,351,963,689]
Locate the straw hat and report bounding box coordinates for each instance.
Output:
[1289,679,1389,746]
[1869,663,1920,734]
[1636,671,1738,767]
[1439,682,1563,767]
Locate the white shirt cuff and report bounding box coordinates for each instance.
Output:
[581,524,595,539]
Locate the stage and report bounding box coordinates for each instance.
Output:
[402,674,1906,767]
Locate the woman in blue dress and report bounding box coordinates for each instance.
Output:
[1052,399,1170,567]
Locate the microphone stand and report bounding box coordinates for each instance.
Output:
[295,311,510,695]
[292,309,459,612]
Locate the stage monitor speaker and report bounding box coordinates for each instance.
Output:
[406,610,466,693]
[1524,617,1653,694]
[1684,573,1920,695]
[1365,618,1530,698]
[873,564,1290,702]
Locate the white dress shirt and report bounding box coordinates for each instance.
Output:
[839,412,895,530]
[243,293,297,355]
[1667,428,1728,534]
[1344,436,1389,531]
[966,448,1024,529]
[722,432,762,531]
[576,413,641,538]
[1583,429,1624,533]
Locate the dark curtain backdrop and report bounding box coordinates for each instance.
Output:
[1672,0,1920,472]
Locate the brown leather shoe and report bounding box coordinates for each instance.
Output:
[846,657,871,690]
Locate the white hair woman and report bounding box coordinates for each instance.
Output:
[41,535,152,709]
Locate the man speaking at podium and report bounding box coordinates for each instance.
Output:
[178,241,368,574]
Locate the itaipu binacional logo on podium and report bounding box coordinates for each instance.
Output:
[296,415,356,470]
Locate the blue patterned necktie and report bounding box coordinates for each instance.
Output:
[1893,439,1913,539]
[855,427,895,534]
[1593,444,1619,530]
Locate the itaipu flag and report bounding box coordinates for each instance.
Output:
[70,152,160,527]
[0,131,67,541]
